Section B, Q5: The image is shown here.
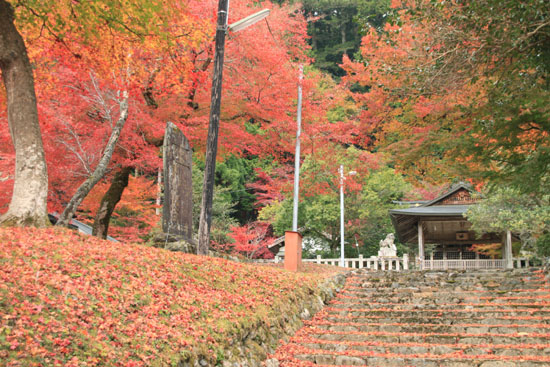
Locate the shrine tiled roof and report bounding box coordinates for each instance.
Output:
[389,205,469,217]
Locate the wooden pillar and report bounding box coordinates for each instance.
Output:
[418,222,424,270]
[284,231,302,272]
[505,230,513,269]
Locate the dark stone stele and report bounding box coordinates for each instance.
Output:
[162,122,193,242]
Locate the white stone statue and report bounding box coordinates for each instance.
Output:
[378,233,397,257]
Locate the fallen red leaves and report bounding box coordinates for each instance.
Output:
[0,227,335,366]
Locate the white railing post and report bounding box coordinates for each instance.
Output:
[381,259,386,271]
[316,255,321,264]
[359,254,364,268]
[403,254,409,270]
[275,256,280,263]
[374,258,378,270]
[396,258,400,271]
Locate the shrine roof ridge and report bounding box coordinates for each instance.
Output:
[389,204,470,217]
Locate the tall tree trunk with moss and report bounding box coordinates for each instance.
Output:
[0,0,49,227]
[92,166,133,239]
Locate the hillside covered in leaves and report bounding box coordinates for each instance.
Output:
[0,228,344,366]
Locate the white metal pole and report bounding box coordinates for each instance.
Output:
[292,65,303,232]
[339,164,345,267]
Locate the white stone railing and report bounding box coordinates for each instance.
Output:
[263,255,534,271]
[420,258,533,270]
[274,254,410,271]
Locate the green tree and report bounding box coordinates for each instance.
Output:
[350,167,411,256]
[259,156,412,258]
[275,0,390,78]
[192,158,237,245]
[215,155,258,224]
[465,186,550,257]
[404,0,550,195]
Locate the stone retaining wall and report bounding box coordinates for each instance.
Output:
[180,271,349,367]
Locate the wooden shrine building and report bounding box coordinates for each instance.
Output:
[390,183,516,270]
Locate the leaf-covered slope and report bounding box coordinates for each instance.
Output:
[0,228,338,366]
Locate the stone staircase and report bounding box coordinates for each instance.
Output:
[270,268,550,367]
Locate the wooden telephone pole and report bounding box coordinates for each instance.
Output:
[197,0,229,255]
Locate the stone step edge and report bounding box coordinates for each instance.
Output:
[298,326,550,339]
[322,314,550,321]
[339,291,550,299]
[329,299,550,307]
[324,306,550,313]
[287,346,550,363]
[305,320,550,329]
[292,336,550,351]
[343,287,550,293]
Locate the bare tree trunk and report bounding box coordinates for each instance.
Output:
[341,27,346,44]
[0,0,49,227]
[92,166,132,239]
[56,92,129,227]
[156,165,162,216]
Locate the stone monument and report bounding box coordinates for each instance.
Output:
[162,122,193,242]
[378,233,397,257]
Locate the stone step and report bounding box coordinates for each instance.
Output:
[311,322,550,336]
[297,338,550,357]
[272,268,550,367]
[305,328,550,345]
[346,283,547,291]
[334,297,550,307]
[291,347,550,367]
[329,298,550,308]
[324,305,550,316]
[339,289,550,298]
[344,287,550,295]
[323,315,550,326]
[347,273,545,283]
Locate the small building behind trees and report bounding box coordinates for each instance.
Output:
[390,183,517,270]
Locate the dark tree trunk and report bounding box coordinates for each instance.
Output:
[198,0,229,255]
[0,0,49,227]
[92,166,133,239]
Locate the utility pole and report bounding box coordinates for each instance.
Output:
[339,165,345,267]
[339,165,356,267]
[198,0,229,255]
[292,65,303,232]
[197,2,269,255]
